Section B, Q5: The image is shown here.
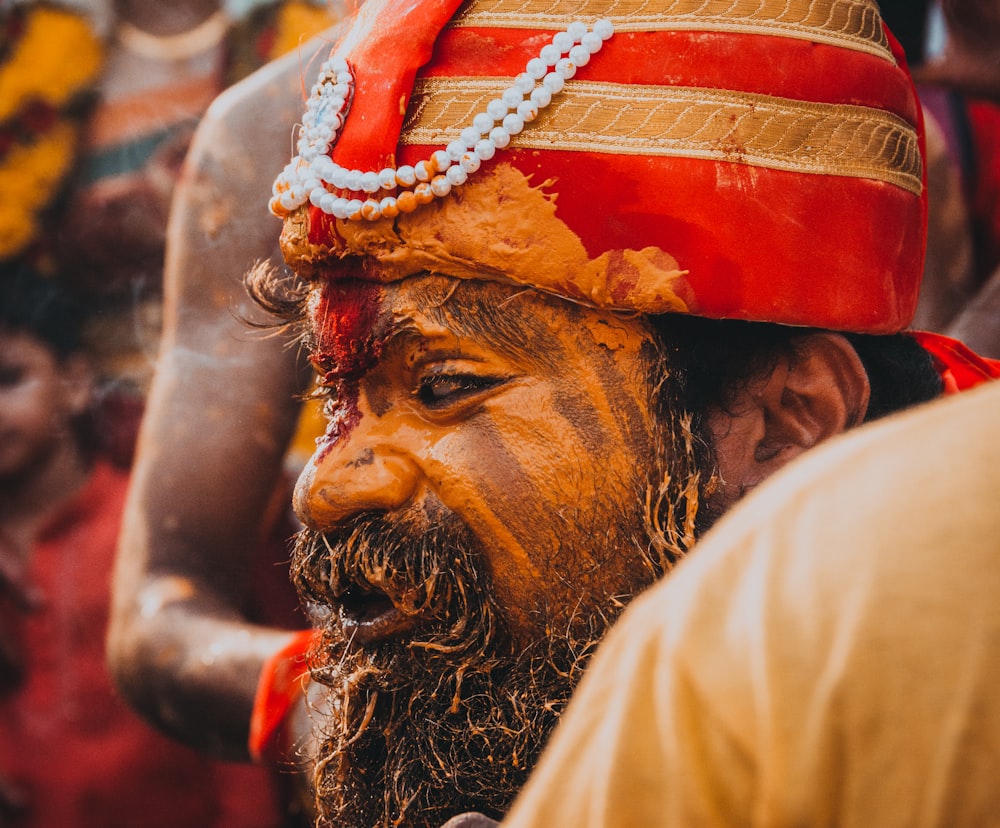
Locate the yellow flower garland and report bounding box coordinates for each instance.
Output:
[0,5,104,122]
[0,122,76,259]
[1,4,103,261]
[0,1,332,263]
[270,0,338,60]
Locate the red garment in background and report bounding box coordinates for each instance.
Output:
[967,99,1000,284]
[0,461,285,828]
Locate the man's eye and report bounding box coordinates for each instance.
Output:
[416,373,499,407]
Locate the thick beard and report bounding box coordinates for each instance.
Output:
[290,508,649,828]
[288,379,701,827]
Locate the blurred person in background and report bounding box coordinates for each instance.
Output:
[880,0,1000,356]
[2,0,345,455]
[0,268,290,827]
[917,0,1000,357]
[55,0,343,402]
[104,11,348,770]
[0,2,345,822]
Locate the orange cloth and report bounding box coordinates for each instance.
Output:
[910,330,1000,391]
[249,628,317,762]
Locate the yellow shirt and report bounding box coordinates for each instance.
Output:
[505,379,1000,827]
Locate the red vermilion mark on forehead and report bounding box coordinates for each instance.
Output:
[309,274,386,457]
[310,274,384,381]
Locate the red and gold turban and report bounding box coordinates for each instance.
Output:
[274,0,926,334]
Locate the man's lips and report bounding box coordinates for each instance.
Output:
[335,585,420,645]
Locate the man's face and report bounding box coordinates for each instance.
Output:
[294,273,663,645]
[290,272,694,825]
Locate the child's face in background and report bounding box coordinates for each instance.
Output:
[0,331,91,482]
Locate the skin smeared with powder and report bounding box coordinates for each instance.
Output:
[281,163,691,314]
[284,269,705,827]
[294,272,660,642]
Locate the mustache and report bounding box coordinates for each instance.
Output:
[299,516,587,828]
[290,512,504,657]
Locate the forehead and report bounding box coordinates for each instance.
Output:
[305,273,654,376]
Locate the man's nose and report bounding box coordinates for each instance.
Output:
[292,420,421,530]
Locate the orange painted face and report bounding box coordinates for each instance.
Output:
[293,271,660,646]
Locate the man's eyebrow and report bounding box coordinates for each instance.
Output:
[422,286,570,372]
[303,281,572,372]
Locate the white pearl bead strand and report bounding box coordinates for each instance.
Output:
[270,18,615,222]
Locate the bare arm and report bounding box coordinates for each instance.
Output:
[107,29,341,759]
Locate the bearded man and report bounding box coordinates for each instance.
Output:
[248,0,1000,826]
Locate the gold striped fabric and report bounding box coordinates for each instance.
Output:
[402,77,923,194]
[450,0,893,63]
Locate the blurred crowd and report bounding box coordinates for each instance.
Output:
[1,2,341,825]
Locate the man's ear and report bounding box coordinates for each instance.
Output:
[755,332,870,462]
[707,333,870,508]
